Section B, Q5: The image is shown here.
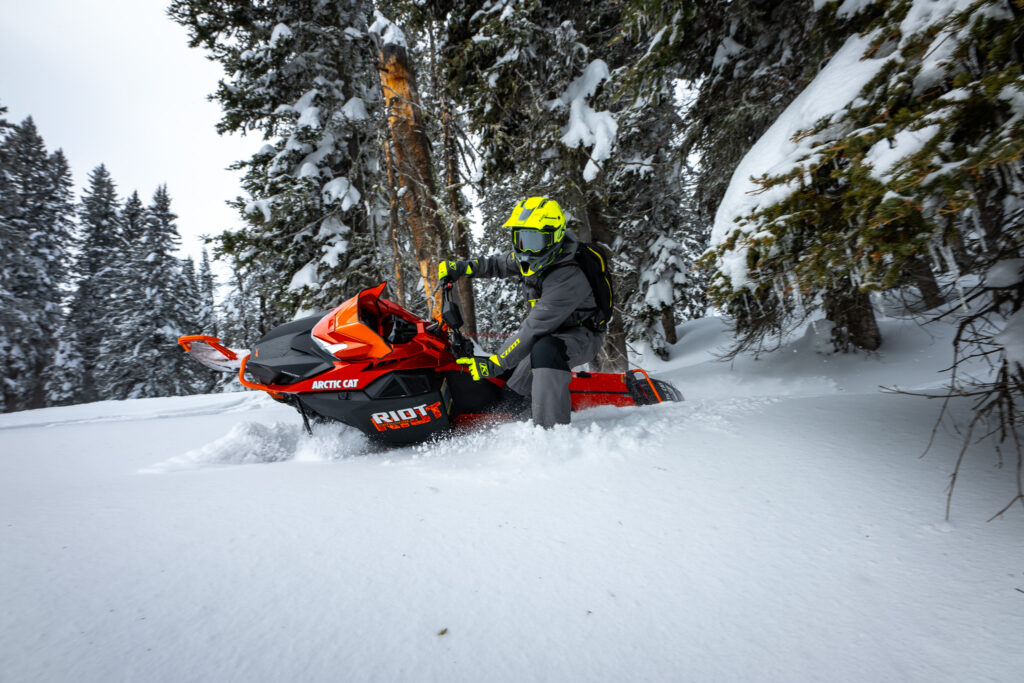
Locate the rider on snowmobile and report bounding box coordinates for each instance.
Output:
[438,196,605,428]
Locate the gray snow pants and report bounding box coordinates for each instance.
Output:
[505,327,605,428]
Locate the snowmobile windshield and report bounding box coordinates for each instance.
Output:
[513,227,557,254]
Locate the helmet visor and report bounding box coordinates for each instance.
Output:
[513,228,555,254]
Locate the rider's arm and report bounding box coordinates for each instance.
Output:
[467,252,517,279]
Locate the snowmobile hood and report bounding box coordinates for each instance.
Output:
[311,283,407,361]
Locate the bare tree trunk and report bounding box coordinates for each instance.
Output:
[442,104,477,336]
[660,307,678,345]
[825,285,881,351]
[376,40,444,319]
[430,25,477,337]
[586,198,629,371]
[906,256,944,311]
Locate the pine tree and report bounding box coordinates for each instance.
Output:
[123,186,193,398]
[169,0,388,320]
[624,0,877,219]
[0,118,75,411]
[178,255,209,393]
[704,0,1024,513]
[219,263,284,350]
[706,0,1023,353]
[197,248,218,338]
[95,190,146,400]
[51,165,123,404]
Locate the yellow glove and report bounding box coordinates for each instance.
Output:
[438,260,474,283]
[456,355,502,381]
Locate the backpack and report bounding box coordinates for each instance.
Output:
[573,242,614,331]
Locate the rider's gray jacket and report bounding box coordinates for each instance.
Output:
[468,230,600,370]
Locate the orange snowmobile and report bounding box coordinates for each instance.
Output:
[179,282,681,446]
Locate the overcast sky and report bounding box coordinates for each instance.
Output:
[0,0,256,261]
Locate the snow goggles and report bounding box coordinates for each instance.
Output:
[513,227,557,254]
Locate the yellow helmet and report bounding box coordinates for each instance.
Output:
[503,197,566,277]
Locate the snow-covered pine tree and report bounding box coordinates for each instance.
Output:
[128,186,194,397]
[197,248,218,338]
[178,255,210,393]
[95,189,146,400]
[706,0,1024,512]
[48,165,123,404]
[169,0,388,320]
[706,0,1023,353]
[603,23,711,359]
[191,249,221,392]
[0,105,10,413]
[625,0,877,220]
[218,263,283,351]
[0,117,75,411]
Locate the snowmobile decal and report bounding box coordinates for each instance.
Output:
[371,401,444,432]
[311,379,359,390]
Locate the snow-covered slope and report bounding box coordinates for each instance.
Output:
[2,313,1022,682]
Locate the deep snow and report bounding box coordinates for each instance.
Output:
[2,312,1023,682]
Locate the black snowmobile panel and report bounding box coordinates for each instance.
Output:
[247,312,336,386]
[256,312,330,342]
[442,370,504,415]
[298,375,456,445]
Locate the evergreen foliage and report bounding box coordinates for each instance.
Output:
[706,0,1023,350]
[128,186,196,398]
[624,0,878,218]
[55,165,124,404]
[0,117,75,411]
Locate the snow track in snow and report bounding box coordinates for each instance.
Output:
[139,395,777,475]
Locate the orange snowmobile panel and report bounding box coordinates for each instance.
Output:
[312,283,394,360]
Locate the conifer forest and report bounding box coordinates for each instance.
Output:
[2,0,1022,475]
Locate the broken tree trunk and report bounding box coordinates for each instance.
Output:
[376,40,445,319]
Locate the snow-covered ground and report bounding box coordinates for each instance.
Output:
[2,313,1022,682]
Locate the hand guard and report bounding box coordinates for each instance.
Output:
[438,260,473,283]
[456,355,501,381]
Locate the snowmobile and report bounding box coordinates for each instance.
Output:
[178,282,681,446]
